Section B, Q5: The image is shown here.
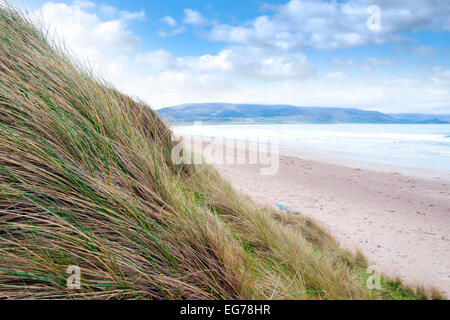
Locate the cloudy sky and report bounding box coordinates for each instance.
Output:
[11,0,450,113]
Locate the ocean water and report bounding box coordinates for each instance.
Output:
[173,124,450,172]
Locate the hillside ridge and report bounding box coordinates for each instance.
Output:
[158,103,450,124]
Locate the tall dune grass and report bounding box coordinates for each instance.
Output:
[0,5,443,299]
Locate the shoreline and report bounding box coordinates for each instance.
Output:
[183,136,450,296]
[176,134,450,182]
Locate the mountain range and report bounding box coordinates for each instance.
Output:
[158,103,450,124]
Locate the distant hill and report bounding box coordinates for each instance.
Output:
[389,113,450,124]
[158,103,450,124]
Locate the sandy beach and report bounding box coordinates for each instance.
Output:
[193,140,450,296]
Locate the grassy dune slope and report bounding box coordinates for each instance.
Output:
[0,6,443,299]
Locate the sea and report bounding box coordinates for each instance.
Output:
[172,123,450,172]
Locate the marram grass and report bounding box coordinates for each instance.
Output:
[0,5,444,300]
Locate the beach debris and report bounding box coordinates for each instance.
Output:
[416,211,426,215]
[276,204,301,215]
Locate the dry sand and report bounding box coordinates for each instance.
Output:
[195,140,450,296]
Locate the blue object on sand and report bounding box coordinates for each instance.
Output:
[276,204,301,215]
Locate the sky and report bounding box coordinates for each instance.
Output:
[9,0,450,113]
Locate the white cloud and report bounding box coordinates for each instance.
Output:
[99,5,145,22]
[161,16,177,27]
[333,57,393,72]
[36,2,141,55]
[413,45,438,56]
[120,73,450,113]
[73,1,95,9]
[136,46,315,80]
[431,67,450,86]
[207,0,450,51]
[364,58,392,67]
[135,50,176,70]
[332,58,355,68]
[361,57,392,71]
[183,9,209,26]
[158,16,186,37]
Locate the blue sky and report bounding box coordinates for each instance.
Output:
[12,0,450,113]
